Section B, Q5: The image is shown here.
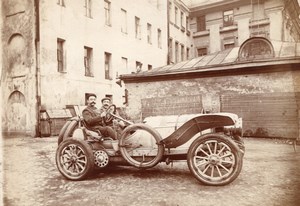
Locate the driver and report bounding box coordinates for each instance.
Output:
[99,97,125,128]
[82,94,117,140]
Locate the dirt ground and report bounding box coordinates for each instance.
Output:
[1,136,300,206]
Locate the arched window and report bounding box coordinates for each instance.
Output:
[238,37,274,61]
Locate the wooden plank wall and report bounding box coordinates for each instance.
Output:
[221,93,300,138]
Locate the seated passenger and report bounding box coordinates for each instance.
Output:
[82,93,117,140]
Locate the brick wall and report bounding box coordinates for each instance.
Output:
[141,95,202,119]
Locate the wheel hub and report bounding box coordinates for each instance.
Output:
[208,154,220,165]
[94,150,109,168]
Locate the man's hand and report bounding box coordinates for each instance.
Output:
[100,111,106,118]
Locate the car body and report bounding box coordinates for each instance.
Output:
[56,107,244,186]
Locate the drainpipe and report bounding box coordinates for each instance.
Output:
[34,0,41,137]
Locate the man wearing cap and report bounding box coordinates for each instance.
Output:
[82,93,117,140]
[100,97,126,129]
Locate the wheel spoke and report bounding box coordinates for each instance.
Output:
[220,152,233,159]
[195,155,209,160]
[76,162,85,171]
[217,145,226,155]
[213,142,217,154]
[210,165,215,177]
[195,160,208,167]
[199,148,210,157]
[202,164,210,174]
[218,163,230,172]
[206,142,213,154]
[221,160,234,165]
[77,159,87,164]
[216,165,223,177]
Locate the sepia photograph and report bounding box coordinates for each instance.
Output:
[1,0,300,205]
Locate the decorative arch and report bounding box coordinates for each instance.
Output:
[7,33,26,76]
[238,37,275,61]
[7,90,27,133]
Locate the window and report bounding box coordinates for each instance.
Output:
[197,48,207,57]
[157,29,162,48]
[84,0,92,18]
[224,43,235,50]
[57,38,66,73]
[181,44,184,61]
[156,0,160,9]
[223,10,234,27]
[175,42,179,63]
[186,16,189,31]
[252,2,265,21]
[57,0,65,6]
[121,9,127,33]
[104,0,111,26]
[181,12,184,28]
[147,23,152,44]
[169,38,173,62]
[104,52,112,80]
[148,64,152,70]
[136,61,142,72]
[186,47,190,60]
[175,7,178,25]
[135,16,141,39]
[197,15,206,32]
[84,46,93,77]
[169,1,172,20]
[121,57,128,73]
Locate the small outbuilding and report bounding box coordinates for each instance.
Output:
[120,37,300,139]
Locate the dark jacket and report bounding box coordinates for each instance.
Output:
[82,106,103,128]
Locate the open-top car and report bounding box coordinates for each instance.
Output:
[56,105,245,186]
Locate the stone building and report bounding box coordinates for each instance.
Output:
[186,0,300,55]
[1,0,168,136]
[120,0,300,139]
[168,0,193,64]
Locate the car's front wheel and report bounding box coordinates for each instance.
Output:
[187,133,243,186]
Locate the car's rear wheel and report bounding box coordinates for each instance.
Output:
[56,138,94,180]
[187,133,243,186]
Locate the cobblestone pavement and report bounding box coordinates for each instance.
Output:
[1,136,300,206]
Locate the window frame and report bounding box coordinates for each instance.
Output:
[57,38,66,73]
[104,0,111,26]
[197,47,207,57]
[84,0,92,18]
[104,52,112,80]
[84,46,93,77]
[147,23,152,44]
[223,10,234,27]
[121,8,127,33]
[57,0,65,7]
[175,41,179,63]
[196,15,206,32]
[136,61,142,72]
[135,16,141,39]
[157,29,162,48]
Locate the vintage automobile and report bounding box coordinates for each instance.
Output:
[56,105,245,186]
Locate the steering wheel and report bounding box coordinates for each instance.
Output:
[103,104,117,125]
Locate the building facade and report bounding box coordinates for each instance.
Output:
[120,0,300,139]
[187,0,300,56]
[168,0,194,64]
[1,0,168,136]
